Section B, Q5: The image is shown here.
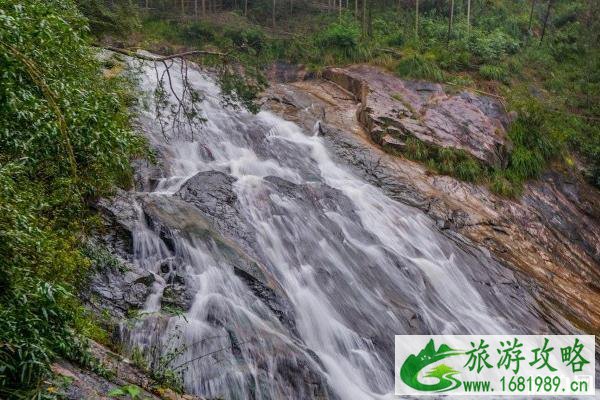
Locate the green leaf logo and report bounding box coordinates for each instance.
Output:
[400,339,464,392]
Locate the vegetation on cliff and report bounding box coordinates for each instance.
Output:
[0,1,144,397]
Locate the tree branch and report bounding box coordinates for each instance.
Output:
[100,45,229,61]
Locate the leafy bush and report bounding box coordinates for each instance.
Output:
[467,29,520,63]
[436,45,471,72]
[0,164,92,397]
[455,158,483,182]
[508,146,544,180]
[479,64,509,83]
[316,22,361,57]
[76,0,140,36]
[181,21,216,44]
[396,51,444,82]
[502,97,564,183]
[225,27,266,53]
[0,0,144,395]
[387,32,404,47]
[489,171,522,197]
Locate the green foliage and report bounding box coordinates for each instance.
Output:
[0,164,91,397]
[0,1,145,196]
[403,137,430,161]
[386,32,404,47]
[489,171,522,198]
[82,241,127,272]
[0,0,144,396]
[225,27,267,53]
[455,158,483,182]
[396,51,444,82]
[479,64,509,83]
[316,22,361,57]
[402,137,484,183]
[467,29,520,63]
[181,20,216,44]
[506,97,562,179]
[76,0,140,36]
[108,384,143,399]
[218,66,267,114]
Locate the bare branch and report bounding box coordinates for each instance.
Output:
[100,45,228,61]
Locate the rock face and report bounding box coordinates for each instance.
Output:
[263,71,600,336]
[175,170,299,333]
[323,65,511,167]
[49,341,204,400]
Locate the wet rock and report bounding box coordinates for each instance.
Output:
[160,260,172,274]
[266,61,310,83]
[48,341,205,400]
[323,65,510,167]
[95,190,139,258]
[140,195,300,336]
[177,170,256,255]
[381,134,405,151]
[233,267,297,335]
[132,158,165,192]
[144,210,177,253]
[161,283,194,311]
[125,282,153,309]
[85,254,157,320]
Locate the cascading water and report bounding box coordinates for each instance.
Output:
[119,58,575,399]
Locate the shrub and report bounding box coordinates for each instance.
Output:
[181,21,215,44]
[76,0,140,36]
[479,64,509,83]
[0,1,143,395]
[490,171,522,197]
[436,46,471,72]
[508,146,544,179]
[456,158,483,182]
[396,51,444,82]
[316,22,360,58]
[404,137,430,161]
[468,29,520,63]
[387,32,404,47]
[225,27,266,53]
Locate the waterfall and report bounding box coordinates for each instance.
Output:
[119,58,564,399]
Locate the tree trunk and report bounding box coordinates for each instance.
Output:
[339,0,342,21]
[367,3,372,37]
[194,0,198,16]
[244,0,248,15]
[415,0,419,38]
[362,0,366,35]
[447,0,454,42]
[272,0,276,29]
[466,0,471,34]
[354,0,357,19]
[528,0,537,34]
[202,0,206,15]
[181,0,185,15]
[540,0,553,43]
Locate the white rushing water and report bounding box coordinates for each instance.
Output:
[121,58,566,399]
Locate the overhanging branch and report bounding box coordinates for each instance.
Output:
[100,45,229,61]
